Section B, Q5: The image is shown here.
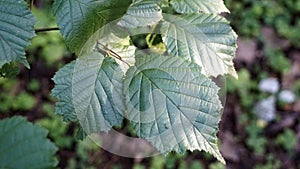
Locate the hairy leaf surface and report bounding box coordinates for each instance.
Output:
[162,14,237,78]
[170,0,229,14]
[123,53,225,163]
[0,116,57,169]
[53,0,131,54]
[0,0,36,68]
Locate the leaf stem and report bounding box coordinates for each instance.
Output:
[95,42,130,67]
[35,27,60,33]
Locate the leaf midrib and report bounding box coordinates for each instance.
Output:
[138,69,218,139]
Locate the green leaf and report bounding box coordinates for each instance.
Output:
[0,63,20,78]
[0,0,36,68]
[170,0,229,14]
[52,52,124,133]
[118,0,163,28]
[72,52,124,133]
[53,0,132,54]
[76,126,87,140]
[0,116,58,169]
[123,53,225,164]
[162,13,238,78]
[96,33,136,73]
[51,61,77,122]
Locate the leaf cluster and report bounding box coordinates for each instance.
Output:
[0,0,238,164]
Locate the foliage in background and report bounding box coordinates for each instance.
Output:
[225,0,299,168]
[225,0,300,47]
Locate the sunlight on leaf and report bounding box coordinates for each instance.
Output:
[162,14,238,78]
[124,53,225,163]
[53,0,131,54]
[170,0,229,14]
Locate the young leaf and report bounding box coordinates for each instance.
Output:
[162,14,238,78]
[170,0,229,14]
[118,0,163,28]
[0,116,58,169]
[123,53,225,164]
[0,0,36,68]
[52,0,131,54]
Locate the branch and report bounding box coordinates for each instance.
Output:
[35,27,60,33]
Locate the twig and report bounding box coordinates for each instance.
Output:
[95,42,130,67]
[35,27,60,33]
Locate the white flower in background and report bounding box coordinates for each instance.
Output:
[278,90,296,103]
[254,96,276,122]
[258,77,280,93]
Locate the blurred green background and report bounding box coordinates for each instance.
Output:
[1,0,300,168]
